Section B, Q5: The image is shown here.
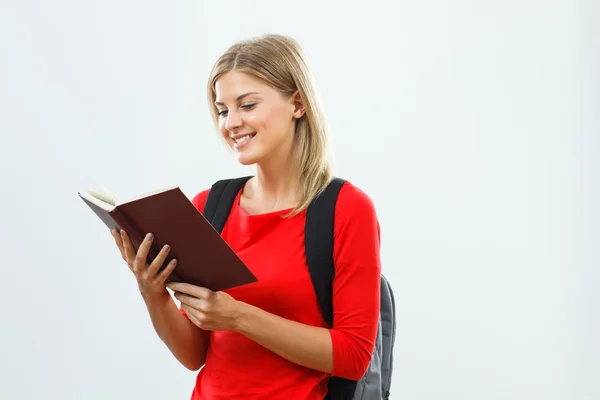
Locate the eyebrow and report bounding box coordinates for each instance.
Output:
[215,92,261,106]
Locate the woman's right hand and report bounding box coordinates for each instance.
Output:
[111,229,178,300]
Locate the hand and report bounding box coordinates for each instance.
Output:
[111,229,177,300]
[166,282,243,332]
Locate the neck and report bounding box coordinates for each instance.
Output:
[250,152,301,210]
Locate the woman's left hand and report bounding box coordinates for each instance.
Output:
[166,282,243,332]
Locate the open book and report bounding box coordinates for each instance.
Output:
[78,186,257,291]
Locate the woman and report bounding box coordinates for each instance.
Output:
[111,34,382,400]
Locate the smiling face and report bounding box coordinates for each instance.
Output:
[206,34,334,216]
[214,70,305,166]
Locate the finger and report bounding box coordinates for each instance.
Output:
[120,230,137,264]
[133,232,154,274]
[175,292,206,310]
[167,282,211,298]
[146,244,172,278]
[166,282,190,293]
[155,257,177,284]
[111,229,127,261]
[182,305,206,329]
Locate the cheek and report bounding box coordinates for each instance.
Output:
[218,123,234,146]
[218,119,229,137]
[250,110,289,137]
[243,112,267,130]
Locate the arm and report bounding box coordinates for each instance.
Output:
[142,290,210,371]
[171,284,333,372]
[114,229,210,371]
[234,302,334,374]
[328,184,381,379]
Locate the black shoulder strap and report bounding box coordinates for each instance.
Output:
[203,176,252,233]
[304,177,346,327]
[305,177,357,400]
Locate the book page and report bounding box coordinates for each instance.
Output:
[120,186,179,204]
[79,191,116,211]
[87,187,118,206]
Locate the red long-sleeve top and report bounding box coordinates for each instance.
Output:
[182,180,381,399]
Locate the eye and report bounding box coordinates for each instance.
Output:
[217,109,228,117]
[241,103,257,111]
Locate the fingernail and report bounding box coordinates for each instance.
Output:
[163,244,170,252]
[146,233,153,240]
[120,229,125,236]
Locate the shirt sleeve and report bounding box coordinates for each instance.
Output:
[191,189,210,214]
[328,182,382,380]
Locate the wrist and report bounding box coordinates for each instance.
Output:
[233,301,255,333]
[141,289,171,309]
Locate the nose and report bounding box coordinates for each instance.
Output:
[225,109,242,132]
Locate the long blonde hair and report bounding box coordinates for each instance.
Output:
[207,34,334,217]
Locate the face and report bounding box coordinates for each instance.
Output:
[214,70,305,166]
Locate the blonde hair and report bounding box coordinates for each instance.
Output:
[207,34,333,217]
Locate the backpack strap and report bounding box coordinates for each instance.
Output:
[203,176,252,233]
[304,177,358,400]
[304,177,346,327]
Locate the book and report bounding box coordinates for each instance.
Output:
[78,185,257,292]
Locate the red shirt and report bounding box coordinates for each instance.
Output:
[183,180,381,399]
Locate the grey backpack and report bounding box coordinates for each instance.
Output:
[203,176,397,400]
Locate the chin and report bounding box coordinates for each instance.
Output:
[235,152,261,166]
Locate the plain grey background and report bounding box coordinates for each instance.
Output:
[1,0,598,399]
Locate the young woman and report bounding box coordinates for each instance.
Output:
[111,34,382,400]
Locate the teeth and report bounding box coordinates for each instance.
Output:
[235,134,253,144]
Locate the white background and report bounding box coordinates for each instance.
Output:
[1,1,598,399]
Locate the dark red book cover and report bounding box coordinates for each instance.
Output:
[79,187,257,291]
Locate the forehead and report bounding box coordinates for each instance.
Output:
[214,71,273,102]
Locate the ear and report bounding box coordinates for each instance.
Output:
[290,90,306,119]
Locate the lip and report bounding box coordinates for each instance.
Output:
[230,132,255,140]
[232,133,256,149]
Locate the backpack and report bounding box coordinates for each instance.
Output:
[202,176,397,400]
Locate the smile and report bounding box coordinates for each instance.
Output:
[233,133,256,149]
